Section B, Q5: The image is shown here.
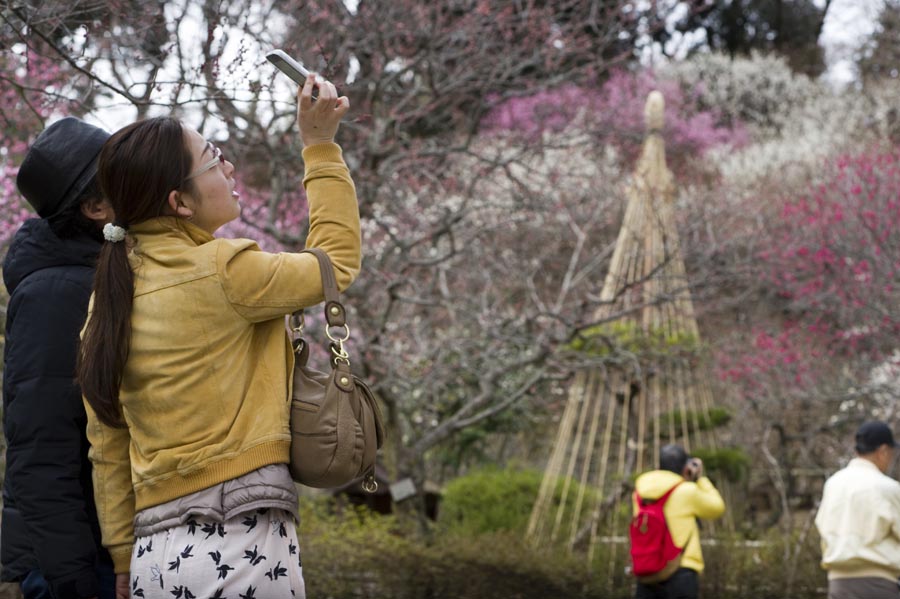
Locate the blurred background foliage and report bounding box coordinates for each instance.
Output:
[2,0,900,596]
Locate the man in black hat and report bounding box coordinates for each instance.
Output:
[2,118,116,598]
[815,420,900,599]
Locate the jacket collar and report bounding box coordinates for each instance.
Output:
[2,218,102,293]
[849,457,884,474]
[129,216,215,247]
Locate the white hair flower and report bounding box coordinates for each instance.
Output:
[102,223,127,243]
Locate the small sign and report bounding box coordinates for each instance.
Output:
[390,478,417,502]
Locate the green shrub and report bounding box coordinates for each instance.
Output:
[700,527,826,599]
[438,466,601,538]
[440,467,542,535]
[567,321,701,357]
[691,446,751,482]
[297,496,826,599]
[298,497,631,599]
[656,406,732,436]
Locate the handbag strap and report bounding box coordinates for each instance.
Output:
[301,248,347,327]
[290,248,353,366]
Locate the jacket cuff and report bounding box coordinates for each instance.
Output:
[49,571,98,599]
[109,545,132,574]
[302,142,344,168]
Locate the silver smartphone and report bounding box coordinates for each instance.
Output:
[265,49,310,84]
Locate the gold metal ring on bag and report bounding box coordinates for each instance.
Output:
[291,313,306,334]
[326,324,350,342]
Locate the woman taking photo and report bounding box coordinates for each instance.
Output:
[78,74,359,599]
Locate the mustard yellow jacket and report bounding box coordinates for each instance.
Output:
[633,470,726,573]
[84,143,361,572]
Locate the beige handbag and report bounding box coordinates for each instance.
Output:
[288,248,384,492]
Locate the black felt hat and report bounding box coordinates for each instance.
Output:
[16,117,110,218]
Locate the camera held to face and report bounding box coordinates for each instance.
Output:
[684,457,703,481]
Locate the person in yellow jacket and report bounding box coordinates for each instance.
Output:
[77,73,358,599]
[815,420,900,599]
[633,444,726,599]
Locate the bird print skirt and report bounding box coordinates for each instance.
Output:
[130,508,306,599]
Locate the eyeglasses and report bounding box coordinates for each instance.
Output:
[185,145,225,180]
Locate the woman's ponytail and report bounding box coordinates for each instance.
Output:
[75,116,193,428]
[78,240,133,427]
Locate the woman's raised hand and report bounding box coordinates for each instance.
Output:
[298,73,350,147]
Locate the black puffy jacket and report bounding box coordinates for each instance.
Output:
[1,218,112,598]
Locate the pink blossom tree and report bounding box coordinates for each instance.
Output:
[705,149,900,529]
[481,69,749,177]
[769,150,900,358]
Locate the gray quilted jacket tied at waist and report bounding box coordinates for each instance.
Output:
[133,464,298,538]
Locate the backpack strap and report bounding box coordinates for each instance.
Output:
[637,481,682,507]
[657,481,682,505]
[658,482,694,551]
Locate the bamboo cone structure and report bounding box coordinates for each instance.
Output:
[527,91,723,562]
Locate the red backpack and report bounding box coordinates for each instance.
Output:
[629,482,685,583]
